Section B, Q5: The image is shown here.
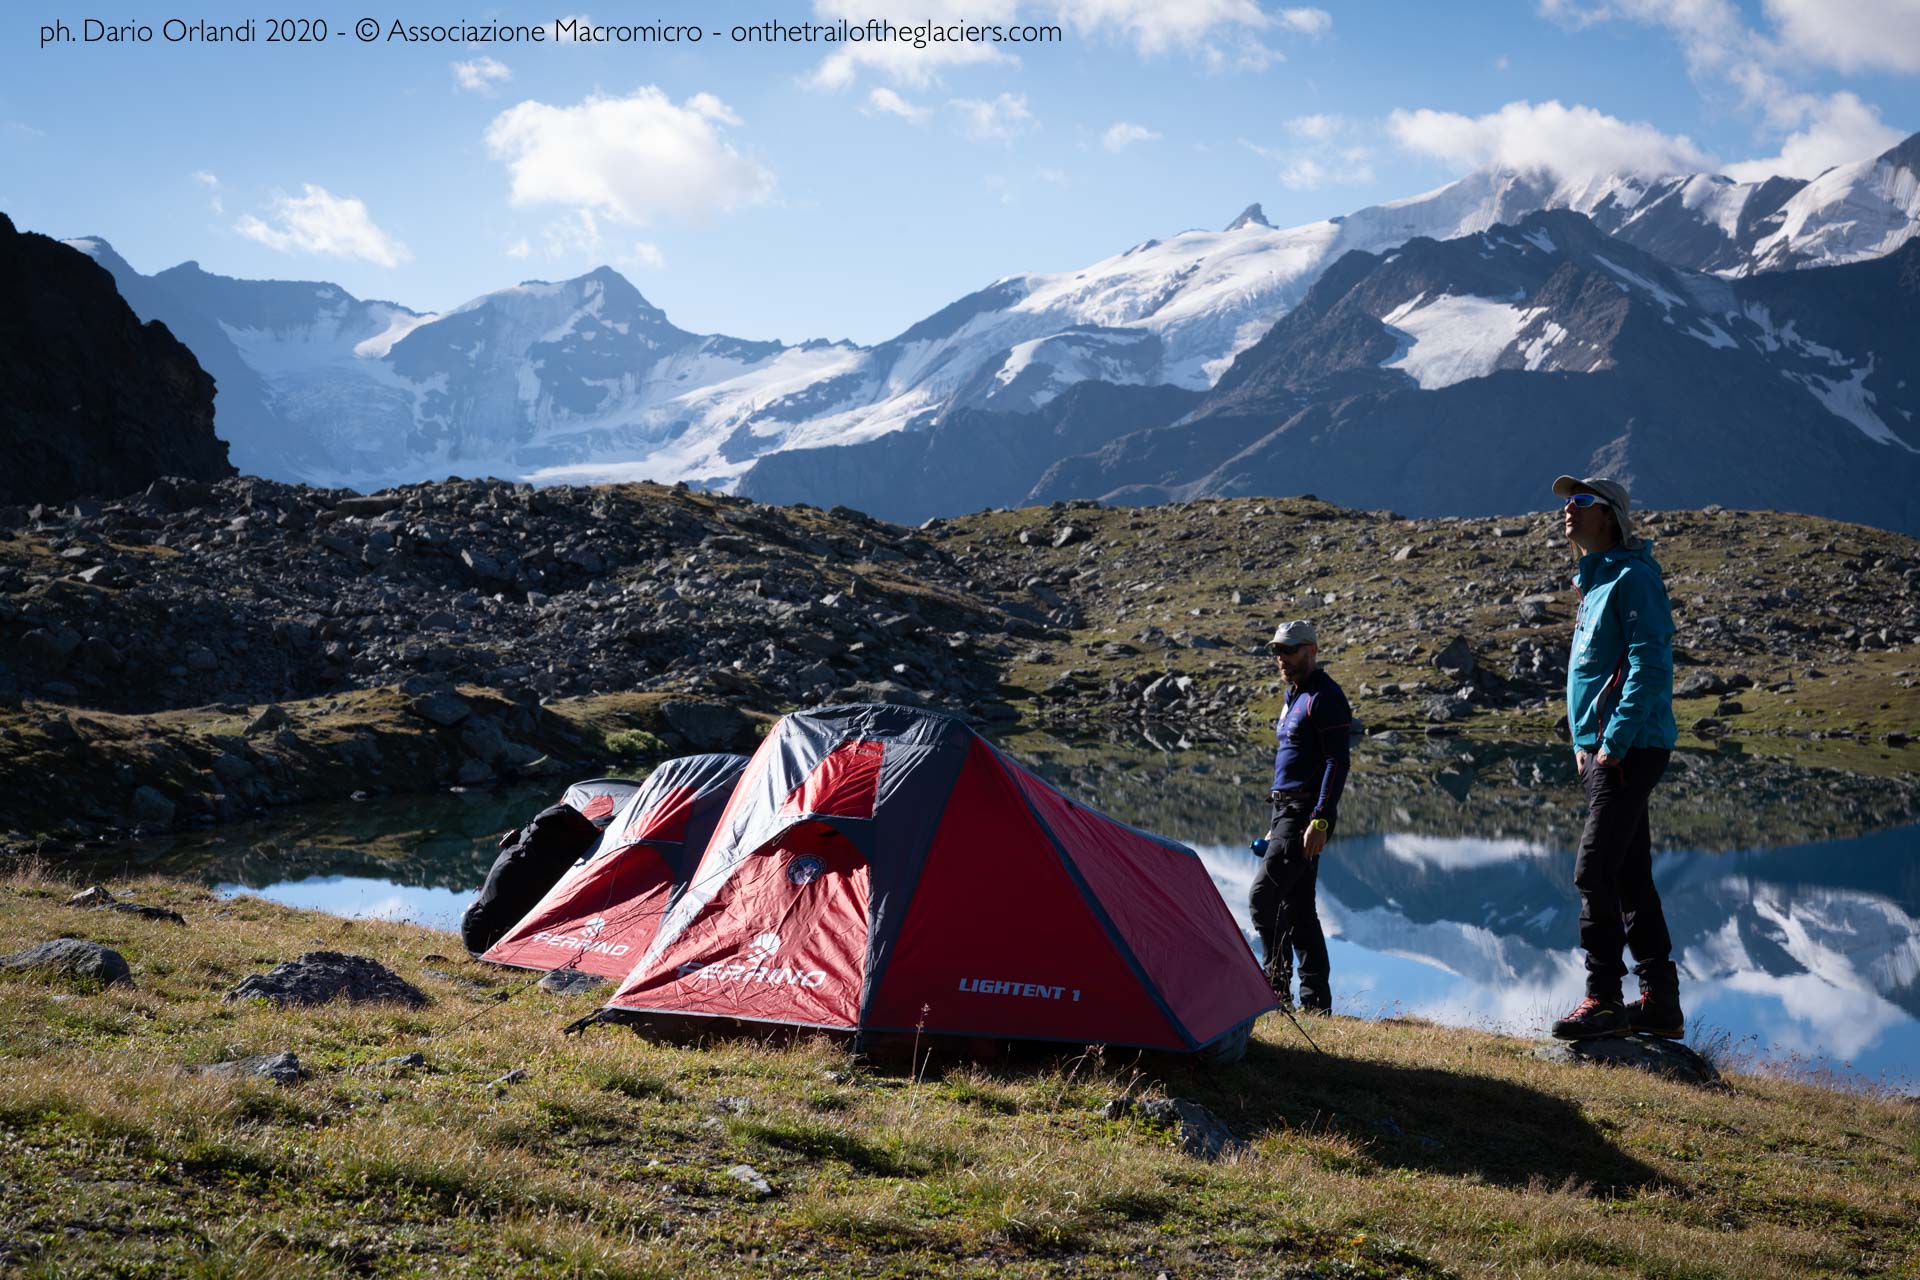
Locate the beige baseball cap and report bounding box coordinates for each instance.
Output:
[1552,474,1642,549]
[1268,620,1318,652]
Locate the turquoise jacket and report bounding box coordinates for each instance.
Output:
[1566,540,1678,759]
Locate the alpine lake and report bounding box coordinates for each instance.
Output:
[67,731,1920,1092]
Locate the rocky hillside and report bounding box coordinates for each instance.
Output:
[0,215,233,506]
[1,480,1915,843]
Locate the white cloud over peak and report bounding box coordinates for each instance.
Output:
[1241,137,1374,189]
[1389,99,1711,180]
[1766,0,1920,74]
[485,88,774,225]
[1536,0,1911,178]
[234,184,410,267]
[950,91,1033,141]
[452,55,511,92]
[865,87,931,122]
[1723,90,1905,181]
[1102,120,1161,152]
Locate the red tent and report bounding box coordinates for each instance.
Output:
[605,706,1275,1056]
[484,753,749,978]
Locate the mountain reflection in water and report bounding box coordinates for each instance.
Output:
[71,747,1920,1085]
[1188,823,1920,1078]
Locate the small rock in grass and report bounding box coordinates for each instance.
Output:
[726,1164,773,1196]
[198,1052,301,1085]
[538,968,607,996]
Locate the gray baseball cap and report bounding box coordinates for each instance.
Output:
[1553,474,1641,549]
[1268,620,1318,651]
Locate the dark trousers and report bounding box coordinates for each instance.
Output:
[1574,747,1677,1001]
[1249,796,1330,1009]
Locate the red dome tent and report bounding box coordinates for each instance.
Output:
[604,706,1275,1056]
[484,753,750,978]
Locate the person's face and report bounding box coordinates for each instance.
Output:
[1562,493,1616,550]
[1272,641,1317,682]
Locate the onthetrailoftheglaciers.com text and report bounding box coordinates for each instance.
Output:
[36,16,1065,48]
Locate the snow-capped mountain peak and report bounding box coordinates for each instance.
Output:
[1225,203,1273,231]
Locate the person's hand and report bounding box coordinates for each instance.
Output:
[1575,749,1589,773]
[1303,823,1327,858]
[1595,749,1621,771]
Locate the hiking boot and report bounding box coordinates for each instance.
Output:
[1626,993,1684,1039]
[1551,996,1629,1041]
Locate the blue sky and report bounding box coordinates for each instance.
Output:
[4,0,1917,344]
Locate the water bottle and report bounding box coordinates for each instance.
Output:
[1250,836,1270,856]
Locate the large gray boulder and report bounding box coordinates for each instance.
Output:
[226,951,428,1008]
[1,937,132,987]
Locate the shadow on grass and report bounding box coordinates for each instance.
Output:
[1174,1035,1663,1195]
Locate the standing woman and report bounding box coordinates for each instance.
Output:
[1548,475,1683,1041]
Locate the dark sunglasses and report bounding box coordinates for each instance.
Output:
[1562,493,1610,510]
[1269,643,1306,656]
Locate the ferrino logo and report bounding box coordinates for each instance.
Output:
[678,929,828,988]
[530,918,630,957]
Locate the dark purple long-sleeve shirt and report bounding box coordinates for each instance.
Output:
[1270,667,1352,823]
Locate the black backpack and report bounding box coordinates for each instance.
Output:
[460,803,602,955]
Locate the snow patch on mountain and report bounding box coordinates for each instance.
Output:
[1379,293,1533,390]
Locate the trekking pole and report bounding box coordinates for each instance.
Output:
[1275,1001,1325,1055]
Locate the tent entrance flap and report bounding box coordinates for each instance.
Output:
[609,821,871,1029]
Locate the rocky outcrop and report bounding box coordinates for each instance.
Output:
[226,951,428,1007]
[0,213,233,505]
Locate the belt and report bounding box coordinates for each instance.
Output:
[1269,787,1311,801]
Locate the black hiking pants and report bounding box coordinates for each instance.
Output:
[1574,747,1677,1001]
[1250,793,1331,1009]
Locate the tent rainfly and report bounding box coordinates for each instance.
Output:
[603,705,1275,1057]
[484,753,750,978]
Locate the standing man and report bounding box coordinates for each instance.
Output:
[1250,620,1352,1014]
[1549,475,1683,1041]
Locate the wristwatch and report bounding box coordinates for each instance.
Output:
[1307,818,1329,833]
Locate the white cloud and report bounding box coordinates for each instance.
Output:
[234,184,410,267]
[538,210,604,257]
[1536,0,1910,178]
[808,0,1020,88]
[1285,113,1342,140]
[484,88,774,225]
[1241,138,1375,189]
[1388,99,1711,180]
[452,55,511,92]
[506,238,532,259]
[1102,120,1161,152]
[1495,53,1511,70]
[1275,7,1333,34]
[191,170,223,214]
[1049,0,1322,55]
[1037,166,1071,186]
[1765,0,1920,74]
[864,87,931,122]
[621,242,667,270]
[950,92,1033,142]
[1723,90,1905,181]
